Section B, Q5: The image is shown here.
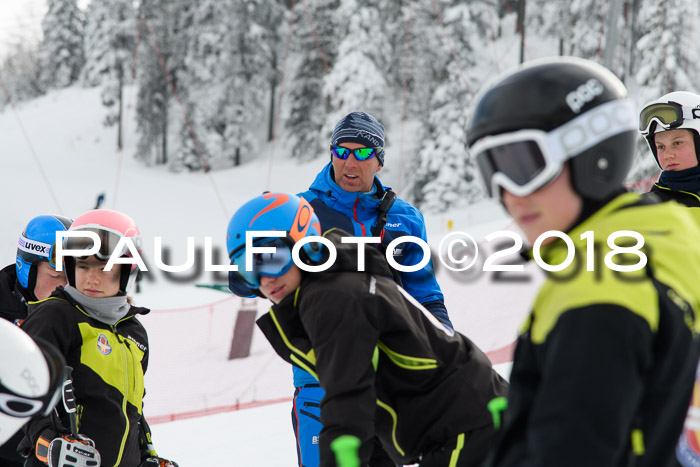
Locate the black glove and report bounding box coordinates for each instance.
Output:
[139,456,180,467]
[44,433,101,467]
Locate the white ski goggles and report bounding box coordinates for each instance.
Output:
[471,99,636,198]
[639,101,700,136]
[64,226,142,261]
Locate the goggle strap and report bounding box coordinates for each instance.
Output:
[18,235,53,259]
[546,100,637,158]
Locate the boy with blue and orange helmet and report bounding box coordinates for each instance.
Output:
[227,192,507,467]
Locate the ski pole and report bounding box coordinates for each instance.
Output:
[61,366,79,437]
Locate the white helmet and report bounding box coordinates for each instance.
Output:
[639,91,700,168]
[0,320,65,444]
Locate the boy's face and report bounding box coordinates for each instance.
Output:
[259,265,302,304]
[502,164,583,245]
[34,261,67,300]
[654,129,698,171]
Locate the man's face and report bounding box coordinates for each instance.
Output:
[502,164,583,245]
[33,261,67,300]
[331,142,382,192]
[654,129,698,171]
[259,265,302,304]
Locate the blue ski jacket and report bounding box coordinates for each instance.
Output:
[293,163,450,387]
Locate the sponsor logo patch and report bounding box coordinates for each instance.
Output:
[97,334,112,355]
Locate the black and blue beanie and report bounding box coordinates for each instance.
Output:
[331,111,385,165]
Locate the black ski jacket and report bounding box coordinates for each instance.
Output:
[0,266,28,467]
[0,264,27,324]
[649,182,700,207]
[20,288,151,467]
[257,229,508,466]
[490,193,700,467]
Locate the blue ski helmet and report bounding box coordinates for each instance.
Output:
[226,193,324,297]
[16,215,72,298]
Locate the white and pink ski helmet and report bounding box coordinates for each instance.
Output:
[63,209,143,293]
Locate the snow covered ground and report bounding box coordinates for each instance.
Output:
[1,84,532,464]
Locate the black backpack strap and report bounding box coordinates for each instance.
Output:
[371,189,396,237]
[370,189,402,286]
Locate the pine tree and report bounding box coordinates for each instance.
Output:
[387,0,445,120]
[635,0,698,97]
[410,0,494,211]
[39,0,85,89]
[247,0,287,143]
[83,0,138,150]
[322,0,392,135]
[0,42,43,109]
[175,0,286,171]
[285,0,340,161]
[135,0,182,166]
[527,0,604,61]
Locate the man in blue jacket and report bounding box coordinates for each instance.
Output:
[227,111,454,466]
[293,111,452,466]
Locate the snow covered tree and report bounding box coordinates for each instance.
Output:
[0,42,43,109]
[174,0,285,171]
[38,0,85,89]
[387,1,446,121]
[249,0,287,142]
[411,64,476,212]
[82,0,138,150]
[410,0,494,211]
[134,0,185,166]
[635,0,698,98]
[285,0,340,161]
[322,0,392,136]
[526,0,604,61]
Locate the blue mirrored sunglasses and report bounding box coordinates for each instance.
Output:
[230,238,294,289]
[330,145,382,161]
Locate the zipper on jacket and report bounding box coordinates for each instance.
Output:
[113,323,130,467]
[353,199,367,237]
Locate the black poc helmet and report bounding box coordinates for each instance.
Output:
[467,56,637,201]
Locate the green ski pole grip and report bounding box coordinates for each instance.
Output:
[330,435,361,467]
